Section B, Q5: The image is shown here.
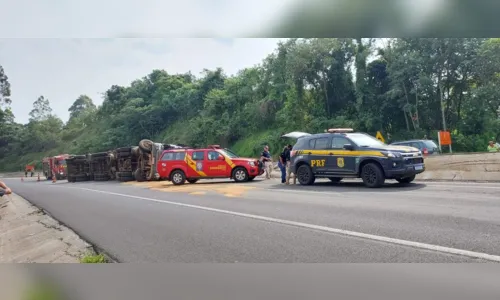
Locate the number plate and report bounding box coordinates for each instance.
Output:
[414,165,423,171]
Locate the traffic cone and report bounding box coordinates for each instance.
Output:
[52,173,56,183]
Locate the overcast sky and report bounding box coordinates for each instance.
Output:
[0,38,285,124]
[0,0,297,124]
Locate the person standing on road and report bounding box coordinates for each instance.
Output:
[0,181,12,197]
[488,141,499,152]
[260,145,273,179]
[278,146,288,183]
[285,144,296,185]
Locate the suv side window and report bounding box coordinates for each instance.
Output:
[207,151,222,160]
[161,152,174,161]
[175,152,186,160]
[309,137,329,150]
[331,137,350,149]
[192,151,205,161]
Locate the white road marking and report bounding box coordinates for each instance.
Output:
[53,185,500,262]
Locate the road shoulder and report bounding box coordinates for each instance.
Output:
[0,193,94,262]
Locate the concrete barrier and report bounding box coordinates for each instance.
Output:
[266,153,500,182]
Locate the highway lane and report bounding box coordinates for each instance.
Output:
[3,177,500,262]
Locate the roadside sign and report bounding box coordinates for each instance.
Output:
[376,131,385,143]
[438,131,451,145]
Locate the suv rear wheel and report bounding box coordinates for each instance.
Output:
[361,162,385,188]
[171,170,186,185]
[297,165,315,185]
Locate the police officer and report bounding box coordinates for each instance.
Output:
[285,144,296,185]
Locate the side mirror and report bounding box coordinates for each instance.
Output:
[343,144,354,151]
[218,156,225,161]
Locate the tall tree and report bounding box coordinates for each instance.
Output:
[29,96,52,122]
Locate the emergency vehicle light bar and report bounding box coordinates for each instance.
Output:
[208,145,221,149]
[326,128,354,133]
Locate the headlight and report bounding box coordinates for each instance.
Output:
[383,151,401,158]
[248,161,256,167]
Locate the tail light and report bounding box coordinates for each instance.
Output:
[291,150,297,157]
[423,148,428,155]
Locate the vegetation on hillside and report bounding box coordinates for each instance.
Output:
[1,38,500,171]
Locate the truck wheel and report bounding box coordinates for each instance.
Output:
[171,170,186,185]
[361,162,385,188]
[139,139,153,153]
[396,175,416,184]
[297,165,315,185]
[131,146,140,157]
[329,177,343,183]
[233,167,249,182]
[67,175,75,183]
[187,179,198,184]
[134,169,145,182]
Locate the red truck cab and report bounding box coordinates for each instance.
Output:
[42,154,69,180]
[157,145,263,185]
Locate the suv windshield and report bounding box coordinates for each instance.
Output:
[347,133,386,147]
[219,148,239,158]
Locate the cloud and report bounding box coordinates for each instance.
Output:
[0,38,285,124]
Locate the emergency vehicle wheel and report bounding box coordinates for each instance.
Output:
[396,175,415,184]
[187,179,198,184]
[361,162,385,188]
[233,167,248,182]
[297,165,315,185]
[171,170,186,185]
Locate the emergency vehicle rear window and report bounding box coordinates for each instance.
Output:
[161,152,186,161]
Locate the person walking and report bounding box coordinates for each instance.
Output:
[278,146,288,183]
[260,145,273,179]
[285,144,296,185]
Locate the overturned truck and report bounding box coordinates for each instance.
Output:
[114,146,139,182]
[66,155,91,182]
[134,140,187,182]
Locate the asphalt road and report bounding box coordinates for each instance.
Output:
[4,176,500,262]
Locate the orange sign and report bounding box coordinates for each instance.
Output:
[439,131,451,145]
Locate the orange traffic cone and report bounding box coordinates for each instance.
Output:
[52,173,56,183]
[37,173,40,182]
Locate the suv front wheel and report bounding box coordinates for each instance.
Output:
[297,165,315,185]
[361,162,385,188]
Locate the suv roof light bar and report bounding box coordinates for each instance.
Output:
[326,128,354,133]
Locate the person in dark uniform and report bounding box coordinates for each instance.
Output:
[284,144,295,185]
[278,146,288,183]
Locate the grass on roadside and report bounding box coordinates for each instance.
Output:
[80,253,107,263]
